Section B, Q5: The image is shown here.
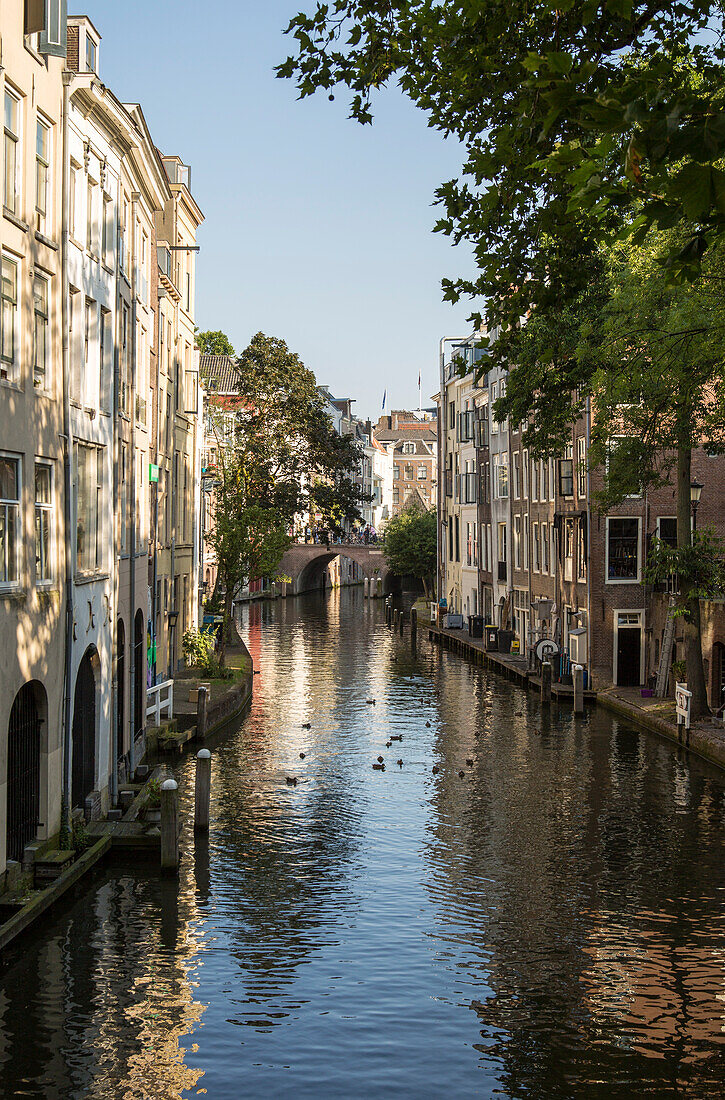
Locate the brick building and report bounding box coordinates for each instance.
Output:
[374,411,437,519]
[436,334,725,700]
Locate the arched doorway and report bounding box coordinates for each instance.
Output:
[6,683,44,862]
[72,649,97,809]
[116,618,126,755]
[134,609,144,745]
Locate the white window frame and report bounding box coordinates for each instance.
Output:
[0,452,21,588]
[34,460,53,585]
[33,272,50,389]
[605,516,642,585]
[4,88,21,216]
[35,115,51,235]
[1,252,20,383]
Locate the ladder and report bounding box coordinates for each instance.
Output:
[655,598,677,697]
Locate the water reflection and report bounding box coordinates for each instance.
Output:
[0,589,724,1098]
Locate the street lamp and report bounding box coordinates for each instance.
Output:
[690,480,703,531]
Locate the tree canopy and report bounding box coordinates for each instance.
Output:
[196,329,236,357]
[383,504,437,596]
[207,332,365,661]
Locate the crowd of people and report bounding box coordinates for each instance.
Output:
[296,524,379,546]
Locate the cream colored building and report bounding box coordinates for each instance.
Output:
[152,156,204,680]
[0,1,66,881]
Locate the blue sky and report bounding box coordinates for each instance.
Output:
[89,0,477,420]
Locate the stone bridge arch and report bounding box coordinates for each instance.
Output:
[277,543,391,597]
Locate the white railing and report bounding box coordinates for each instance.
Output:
[146,679,174,726]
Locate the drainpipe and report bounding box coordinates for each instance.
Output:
[128,192,139,777]
[61,71,74,819]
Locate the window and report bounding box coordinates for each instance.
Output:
[69,287,81,401]
[102,194,113,267]
[84,297,96,400]
[75,443,104,574]
[542,522,549,574]
[494,453,508,499]
[86,34,97,73]
[466,522,473,566]
[577,436,587,498]
[35,118,50,234]
[490,383,498,431]
[564,518,574,581]
[499,380,508,431]
[185,270,191,313]
[1,255,19,381]
[39,2,67,57]
[448,401,455,431]
[404,464,413,480]
[514,515,522,569]
[4,91,20,215]
[393,487,400,504]
[657,517,677,548]
[498,522,507,580]
[402,441,415,454]
[417,464,427,480]
[35,462,52,583]
[513,452,520,499]
[607,517,640,582]
[69,163,79,238]
[523,450,529,499]
[120,444,128,553]
[139,231,148,302]
[577,520,587,580]
[393,464,400,481]
[0,455,20,586]
[100,308,112,412]
[533,523,540,572]
[559,443,574,497]
[87,178,98,254]
[33,274,49,388]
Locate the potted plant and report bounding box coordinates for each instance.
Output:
[144,777,162,823]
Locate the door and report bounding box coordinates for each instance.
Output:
[6,684,42,862]
[616,616,642,687]
[72,651,96,808]
[116,619,126,755]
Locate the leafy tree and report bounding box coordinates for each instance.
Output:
[196,329,236,357]
[500,230,725,714]
[207,332,363,662]
[277,2,724,328]
[383,504,437,597]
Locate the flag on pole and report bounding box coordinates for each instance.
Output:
[418,370,421,388]
[382,389,387,411]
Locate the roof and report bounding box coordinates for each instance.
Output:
[374,429,437,444]
[393,439,434,456]
[199,354,241,394]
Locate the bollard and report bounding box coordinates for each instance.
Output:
[160,778,179,874]
[541,660,552,705]
[196,685,208,741]
[363,577,369,598]
[394,609,399,629]
[399,611,405,636]
[573,663,584,715]
[194,749,211,833]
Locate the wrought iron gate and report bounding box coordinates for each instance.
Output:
[7,684,41,862]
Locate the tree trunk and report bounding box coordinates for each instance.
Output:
[675,419,709,717]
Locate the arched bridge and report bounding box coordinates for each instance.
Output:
[278,542,391,596]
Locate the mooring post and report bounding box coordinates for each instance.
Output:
[541,660,552,705]
[363,577,369,598]
[573,663,584,715]
[394,608,399,629]
[399,611,405,636]
[160,778,180,874]
[196,685,208,741]
[194,749,212,833]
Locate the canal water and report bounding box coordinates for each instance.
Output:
[1,589,725,1098]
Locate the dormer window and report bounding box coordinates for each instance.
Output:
[86,33,97,73]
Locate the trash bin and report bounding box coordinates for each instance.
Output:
[469,615,484,638]
[485,626,499,652]
[498,629,514,655]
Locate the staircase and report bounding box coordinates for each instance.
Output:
[655,598,677,697]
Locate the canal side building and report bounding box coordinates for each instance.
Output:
[436,330,725,700]
[0,1,67,880]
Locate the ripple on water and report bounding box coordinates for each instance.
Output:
[1,591,725,1098]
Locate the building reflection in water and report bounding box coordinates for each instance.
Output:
[423,649,725,1097]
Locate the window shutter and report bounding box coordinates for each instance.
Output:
[24,0,45,35]
[38,0,67,57]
